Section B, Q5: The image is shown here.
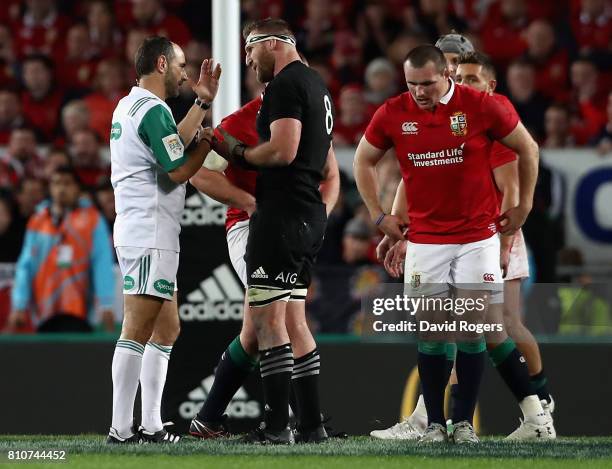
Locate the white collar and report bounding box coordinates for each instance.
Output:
[439,78,455,105]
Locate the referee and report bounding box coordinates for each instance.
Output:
[217,18,334,444]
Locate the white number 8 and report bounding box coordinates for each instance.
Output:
[324,95,333,135]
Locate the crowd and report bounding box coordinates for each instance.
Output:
[0,0,610,333]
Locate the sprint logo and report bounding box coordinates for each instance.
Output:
[179,264,244,321]
[179,374,261,420]
[251,267,268,279]
[181,191,226,226]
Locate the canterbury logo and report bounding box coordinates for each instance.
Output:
[402,122,418,134]
[251,267,268,279]
[483,273,495,282]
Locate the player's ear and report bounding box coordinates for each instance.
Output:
[157,55,168,73]
[489,79,497,92]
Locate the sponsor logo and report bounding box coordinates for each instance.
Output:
[407,143,465,167]
[483,273,495,282]
[274,272,297,284]
[410,272,421,289]
[181,192,226,226]
[251,267,268,279]
[179,374,261,420]
[154,279,174,294]
[162,133,184,161]
[450,111,467,136]
[123,275,135,291]
[110,122,122,140]
[179,264,244,321]
[401,121,418,135]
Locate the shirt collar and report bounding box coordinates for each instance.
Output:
[439,78,455,105]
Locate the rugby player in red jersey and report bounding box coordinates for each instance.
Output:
[188,92,340,442]
[372,49,555,442]
[354,45,542,443]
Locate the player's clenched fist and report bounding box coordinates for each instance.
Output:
[212,128,254,169]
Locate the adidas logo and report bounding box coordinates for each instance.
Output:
[179,264,244,321]
[179,374,261,420]
[181,191,226,226]
[251,267,268,279]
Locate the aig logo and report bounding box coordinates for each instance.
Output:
[402,122,418,135]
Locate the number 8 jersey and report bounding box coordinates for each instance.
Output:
[255,60,334,213]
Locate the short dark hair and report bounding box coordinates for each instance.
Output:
[458,51,497,79]
[23,53,54,71]
[134,36,175,79]
[404,45,447,74]
[51,165,82,187]
[242,18,294,40]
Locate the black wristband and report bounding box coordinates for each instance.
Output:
[194,97,211,110]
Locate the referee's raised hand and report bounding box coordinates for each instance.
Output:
[193,58,222,103]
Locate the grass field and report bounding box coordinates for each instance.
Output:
[1,435,611,468]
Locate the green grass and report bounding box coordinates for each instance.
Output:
[1,436,611,469]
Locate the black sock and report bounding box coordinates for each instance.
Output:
[530,369,551,403]
[292,348,322,432]
[489,338,532,402]
[450,383,460,421]
[260,343,293,432]
[417,347,447,426]
[452,347,485,424]
[198,336,257,422]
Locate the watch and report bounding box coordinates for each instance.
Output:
[194,97,211,110]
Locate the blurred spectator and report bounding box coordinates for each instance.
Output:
[0,0,20,25]
[569,57,608,144]
[307,56,341,99]
[386,32,428,68]
[12,0,71,58]
[58,100,91,146]
[94,178,116,230]
[590,91,612,155]
[87,0,123,59]
[55,23,98,92]
[68,128,108,189]
[83,59,128,142]
[295,0,336,57]
[571,0,612,53]
[15,177,46,222]
[43,147,71,180]
[0,193,25,263]
[342,217,374,265]
[505,59,550,140]
[124,29,149,85]
[0,89,26,144]
[414,0,468,43]
[333,84,369,147]
[557,247,612,335]
[356,1,403,62]
[480,0,529,68]
[364,58,398,115]
[129,0,192,47]
[20,54,63,141]
[7,165,115,333]
[522,20,569,101]
[543,104,575,149]
[330,30,363,85]
[0,24,18,88]
[0,127,44,188]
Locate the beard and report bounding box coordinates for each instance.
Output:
[164,71,180,98]
[255,54,275,83]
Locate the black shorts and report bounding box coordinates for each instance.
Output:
[245,204,327,291]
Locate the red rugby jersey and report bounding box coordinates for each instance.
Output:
[214,97,261,232]
[365,81,519,244]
